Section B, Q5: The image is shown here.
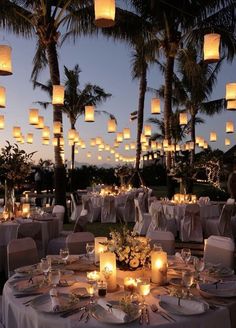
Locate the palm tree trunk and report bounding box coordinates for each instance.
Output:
[135,64,147,175]
[71,122,75,170]
[190,113,196,166]
[164,55,175,198]
[46,41,67,220]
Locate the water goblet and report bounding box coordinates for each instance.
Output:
[181,248,191,266]
[60,247,69,265]
[50,269,61,287]
[41,257,51,283]
[193,257,205,281]
[86,242,95,261]
[182,270,194,298]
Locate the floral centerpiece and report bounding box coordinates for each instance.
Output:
[106,226,151,271]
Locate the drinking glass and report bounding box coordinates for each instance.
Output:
[41,257,51,282]
[181,248,191,266]
[193,257,205,281]
[50,269,61,287]
[86,242,95,261]
[60,248,69,264]
[182,270,194,298]
[137,278,150,306]
[153,242,163,252]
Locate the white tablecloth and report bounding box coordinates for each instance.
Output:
[2,268,233,328]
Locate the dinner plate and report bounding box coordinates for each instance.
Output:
[90,301,141,324]
[30,293,80,314]
[12,276,43,293]
[159,295,209,316]
[207,266,234,278]
[15,264,41,276]
[198,281,236,298]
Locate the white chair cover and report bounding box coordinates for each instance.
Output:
[147,230,175,255]
[82,196,101,223]
[204,204,234,238]
[133,199,151,235]
[180,204,203,242]
[226,198,235,205]
[204,235,235,269]
[17,222,44,257]
[198,197,210,205]
[66,232,94,254]
[117,194,135,223]
[73,210,88,232]
[101,196,116,223]
[147,204,167,234]
[52,205,65,233]
[137,192,148,213]
[7,237,38,277]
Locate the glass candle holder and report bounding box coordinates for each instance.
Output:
[97,280,107,297]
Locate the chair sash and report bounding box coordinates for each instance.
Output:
[218,204,234,237]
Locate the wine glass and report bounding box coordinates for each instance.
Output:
[41,257,51,283]
[86,242,95,261]
[153,242,163,252]
[50,269,61,287]
[181,248,191,266]
[60,248,69,264]
[182,270,194,298]
[193,257,205,281]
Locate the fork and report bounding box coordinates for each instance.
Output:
[150,304,176,322]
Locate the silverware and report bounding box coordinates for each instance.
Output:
[150,304,176,322]
[139,308,144,325]
[60,306,86,318]
[144,306,150,325]
[14,292,43,298]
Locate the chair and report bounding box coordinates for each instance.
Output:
[101,196,116,223]
[7,237,39,277]
[116,194,135,223]
[70,192,82,222]
[137,192,148,213]
[0,295,2,325]
[17,222,44,257]
[204,235,235,269]
[133,199,152,235]
[180,204,203,242]
[52,205,65,234]
[73,210,88,232]
[66,232,94,255]
[204,204,234,238]
[148,231,175,255]
[82,196,101,223]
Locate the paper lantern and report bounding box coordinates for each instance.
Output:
[226,121,234,133]
[87,152,92,158]
[125,144,130,151]
[85,105,95,122]
[203,142,208,149]
[107,118,116,133]
[148,154,152,160]
[74,148,79,154]
[68,129,76,140]
[90,138,96,146]
[144,125,152,137]
[130,142,136,150]
[141,134,146,144]
[203,33,220,63]
[26,133,33,144]
[153,153,158,159]
[29,108,39,125]
[0,45,12,75]
[116,132,123,143]
[195,136,200,144]
[210,131,217,142]
[105,144,110,151]
[36,116,44,129]
[189,142,194,150]
[13,126,21,138]
[98,143,104,150]
[151,141,157,150]
[42,138,49,145]
[42,126,50,139]
[0,86,6,108]
[107,156,111,161]
[199,139,204,148]
[179,112,188,125]
[176,145,180,151]
[59,137,64,146]
[81,141,86,149]
[151,250,167,285]
[68,140,74,146]
[53,121,61,134]
[98,155,102,160]
[52,138,58,146]
[225,138,231,146]
[227,100,236,110]
[123,128,131,140]
[94,0,115,28]
[0,115,4,129]
[151,98,161,114]
[163,139,168,148]
[113,142,119,148]
[225,83,236,100]
[52,85,64,105]
[96,137,102,145]
[143,155,148,161]
[110,148,115,154]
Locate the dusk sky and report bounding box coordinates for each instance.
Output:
[1,30,236,166]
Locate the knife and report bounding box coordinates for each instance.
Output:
[14,292,43,298]
[60,306,86,318]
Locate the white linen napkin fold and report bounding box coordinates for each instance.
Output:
[174,252,184,263]
[49,288,61,312]
[97,298,128,322]
[160,295,207,315]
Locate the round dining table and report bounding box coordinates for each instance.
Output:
[2,256,234,328]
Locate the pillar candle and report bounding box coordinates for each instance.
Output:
[94,237,107,264]
[100,251,117,292]
[22,203,30,216]
[151,250,167,285]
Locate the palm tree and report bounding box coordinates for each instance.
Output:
[34,64,112,170]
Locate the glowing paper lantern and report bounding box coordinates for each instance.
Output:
[96,137,102,145]
[85,105,95,122]
[141,134,146,144]
[163,139,168,148]
[52,138,58,146]
[81,141,86,149]
[203,142,208,149]
[105,144,110,151]
[151,98,161,114]
[53,121,61,134]
[29,108,39,125]
[225,138,231,146]
[0,87,6,108]
[125,144,130,151]
[36,116,44,129]
[87,152,92,158]
[68,129,76,140]
[203,33,220,63]
[226,83,236,100]
[226,121,234,133]
[42,138,49,145]
[94,0,115,28]
[0,45,12,75]
[0,115,4,129]
[59,137,64,146]
[227,100,236,110]
[179,112,188,125]
[107,118,116,133]
[98,155,102,161]
[42,126,50,139]
[144,125,152,137]
[26,133,33,144]
[52,85,64,105]
[116,132,123,143]
[90,138,96,146]
[130,142,135,150]
[210,131,217,142]
[13,126,21,138]
[123,128,131,140]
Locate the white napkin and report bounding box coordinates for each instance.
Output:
[174,252,184,263]
[49,288,61,312]
[160,295,207,315]
[199,282,236,297]
[97,299,128,322]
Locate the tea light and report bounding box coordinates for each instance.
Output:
[46,203,50,208]
[124,277,137,293]
[100,251,117,292]
[87,284,95,296]
[191,195,197,203]
[174,194,180,203]
[180,194,185,203]
[2,210,9,220]
[22,203,30,216]
[151,250,167,285]
[87,271,100,282]
[94,237,107,264]
[138,280,151,296]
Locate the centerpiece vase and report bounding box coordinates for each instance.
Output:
[4,180,15,216]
